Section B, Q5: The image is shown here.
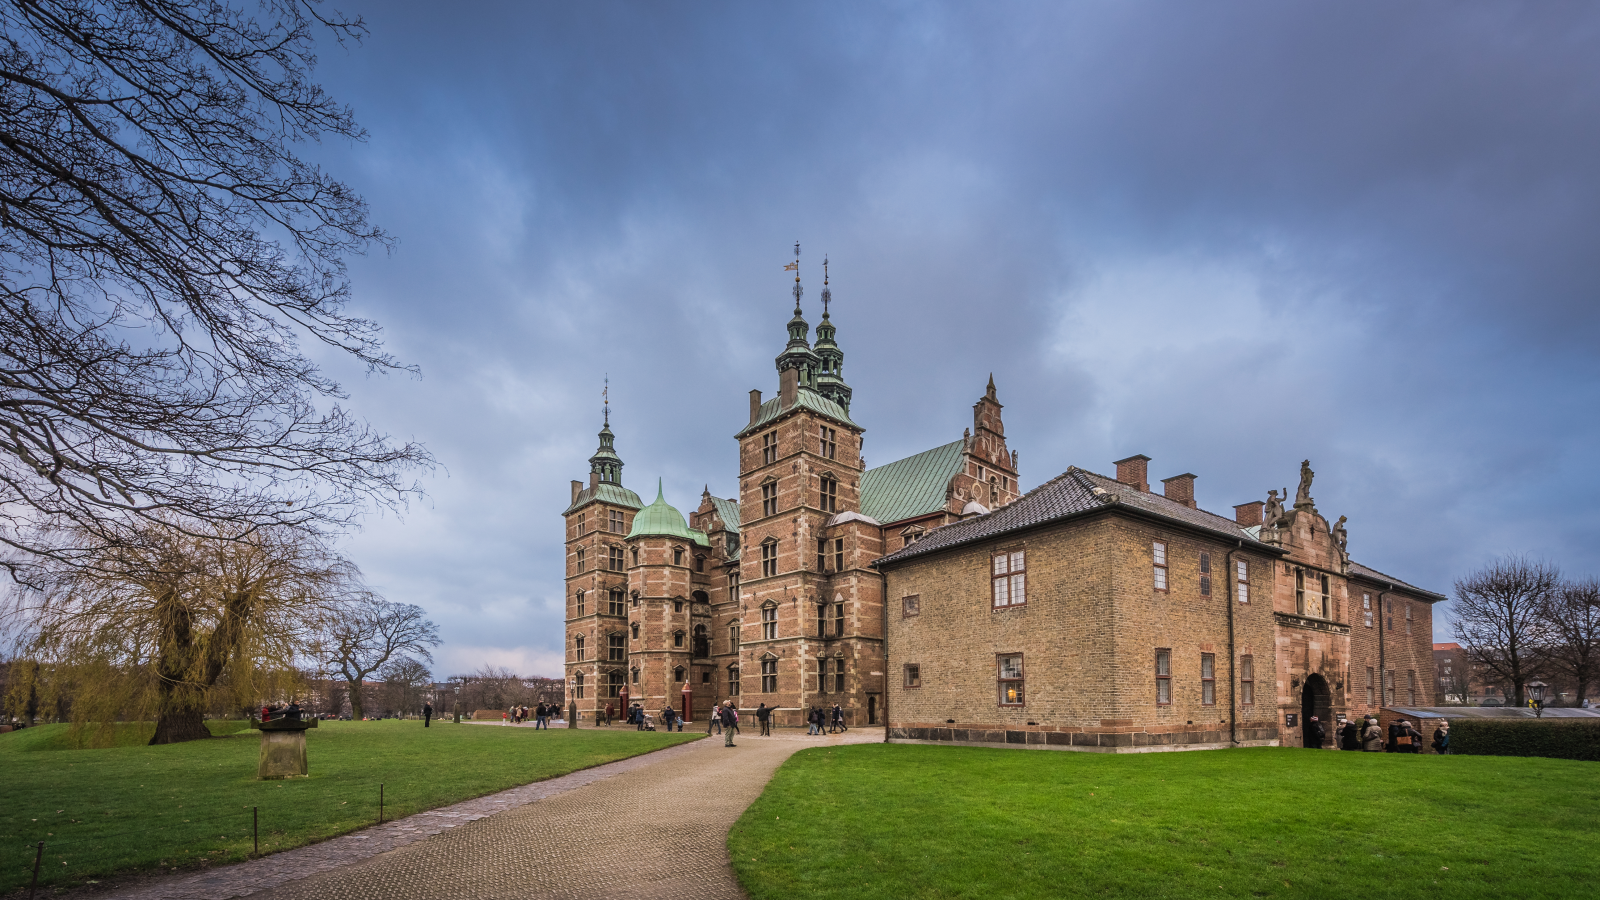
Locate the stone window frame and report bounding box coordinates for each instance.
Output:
[608,508,625,532]
[1239,654,1254,705]
[729,620,741,650]
[816,537,828,572]
[1200,551,1212,597]
[1236,559,1250,604]
[673,665,685,683]
[631,590,641,608]
[819,472,838,513]
[1384,669,1395,706]
[700,669,711,684]
[607,631,625,662]
[833,538,844,572]
[992,547,1027,609]
[575,590,586,617]
[607,589,625,616]
[574,671,585,699]
[761,538,779,578]
[728,665,741,696]
[1362,591,1373,628]
[673,629,685,649]
[574,635,586,662]
[608,544,625,572]
[761,602,778,640]
[761,478,778,517]
[673,546,685,566]
[815,602,829,640]
[833,601,845,637]
[1156,648,1172,705]
[1153,541,1169,592]
[1366,666,1375,706]
[762,431,778,466]
[904,663,922,688]
[902,593,920,617]
[576,546,586,572]
[997,653,1025,707]
[1200,652,1216,706]
[694,554,706,573]
[832,654,846,693]
[1319,573,1331,618]
[605,669,625,698]
[630,666,639,685]
[1295,568,1305,614]
[760,652,779,693]
[673,597,684,613]
[576,512,586,535]
[630,622,640,640]
[819,425,837,460]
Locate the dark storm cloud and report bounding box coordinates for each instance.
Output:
[297,2,1600,675]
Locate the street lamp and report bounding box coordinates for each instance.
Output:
[1527,680,1548,718]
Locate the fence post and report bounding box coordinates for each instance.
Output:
[28,841,43,900]
[379,783,384,824]
[253,806,259,857]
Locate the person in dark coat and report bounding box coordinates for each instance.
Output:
[1306,716,1325,748]
[720,702,737,747]
[1431,722,1450,754]
[1340,718,1359,750]
[604,703,613,726]
[423,701,433,728]
[1400,720,1422,753]
[756,702,770,736]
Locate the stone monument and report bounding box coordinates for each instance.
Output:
[254,717,317,779]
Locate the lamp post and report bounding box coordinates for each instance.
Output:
[1528,680,1548,718]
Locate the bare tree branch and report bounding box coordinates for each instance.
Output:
[1451,555,1559,708]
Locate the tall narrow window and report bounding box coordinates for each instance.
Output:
[1363,592,1373,628]
[609,546,625,572]
[762,481,777,517]
[1200,552,1212,596]
[761,605,777,640]
[575,635,586,661]
[630,622,639,640]
[817,604,827,639]
[761,540,778,577]
[834,657,846,692]
[998,655,1025,706]
[609,589,625,616]
[608,633,625,662]
[1407,670,1418,706]
[575,672,585,699]
[816,538,827,571]
[609,509,624,532]
[631,667,639,684]
[1320,574,1330,618]
[1156,650,1172,704]
[1201,653,1216,705]
[1405,603,1413,634]
[1295,569,1305,615]
[819,426,837,460]
[1366,667,1375,706]
[834,538,844,572]
[1240,655,1255,705]
[1384,669,1395,706]
[904,663,922,688]
[992,550,1026,607]
[673,666,685,683]
[834,603,845,637]
[819,475,837,513]
[1153,542,1168,591]
[673,547,684,566]
[1236,560,1249,603]
[761,658,777,692]
[576,547,586,572]
[695,554,705,572]
[632,546,640,566]
[576,590,586,617]
[762,431,777,465]
[576,513,586,534]
[729,667,741,696]
[729,623,741,650]
[673,630,684,648]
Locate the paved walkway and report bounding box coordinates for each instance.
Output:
[107,727,881,900]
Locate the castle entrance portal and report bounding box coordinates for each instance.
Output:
[1300,674,1332,747]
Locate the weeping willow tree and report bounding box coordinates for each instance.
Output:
[5,519,365,744]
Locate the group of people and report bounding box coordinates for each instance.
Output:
[591,701,851,742]
[1306,715,1450,753]
[805,704,848,735]
[504,702,560,729]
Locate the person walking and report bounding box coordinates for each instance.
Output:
[1431,722,1450,754]
[604,703,613,726]
[721,702,737,747]
[423,701,433,728]
[756,702,771,736]
[1307,716,1326,749]
[1361,716,1384,752]
[708,703,722,735]
[831,703,847,733]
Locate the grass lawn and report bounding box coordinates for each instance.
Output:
[2,721,699,893]
[729,745,1599,900]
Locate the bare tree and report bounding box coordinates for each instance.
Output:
[4,519,357,743]
[1452,556,1559,708]
[327,599,439,721]
[1539,578,1600,706]
[378,656,431,717]
[0,0,432,573]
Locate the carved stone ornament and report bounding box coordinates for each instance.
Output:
[1294,459,1316,509]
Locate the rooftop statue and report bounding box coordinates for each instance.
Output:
[1295,459,1315,508]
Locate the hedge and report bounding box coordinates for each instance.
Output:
[1449,718,1600,761]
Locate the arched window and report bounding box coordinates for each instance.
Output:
[693,624,710,658]
[692,590,709,604]
[630,667,639,684]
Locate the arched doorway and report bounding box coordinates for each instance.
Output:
[1300,674,1332,747]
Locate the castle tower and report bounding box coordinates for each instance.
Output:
[812,257,853,412]
[622,481,712,721]
[563,406,643,718]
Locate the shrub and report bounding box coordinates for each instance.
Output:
[1449,718,1600,761]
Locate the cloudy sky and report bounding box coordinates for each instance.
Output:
[299,2,1600,678]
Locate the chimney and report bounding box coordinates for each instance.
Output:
[589,471,599,489]
[779,367,798,408]
[1161,473,1197,508]
[749,389,762,423]
[571,480,583,504]
[1113,455,1151,492]
[1233,501,1264,527]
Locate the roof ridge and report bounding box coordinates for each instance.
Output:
[863,438,965,476]
[1075,467,1248,529]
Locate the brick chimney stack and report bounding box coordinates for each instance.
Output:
[571,480,583,504]
[1161,473,1198,508]
[1114,455,1151,493]
[1233,501,1264,528]
[749,389,762,423]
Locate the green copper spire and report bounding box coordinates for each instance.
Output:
[588,380,624,485]
[626,478,709,545]
[776,241,820,385]
[813,255,852,411]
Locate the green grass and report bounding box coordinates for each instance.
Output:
[729,745,1600,900]
[2,721,699,893]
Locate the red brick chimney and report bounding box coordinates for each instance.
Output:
[1233,501,1264,527]
[1161,473,1197,508]
[1114,455,1151,492]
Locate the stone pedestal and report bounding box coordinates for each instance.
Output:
[568,701,578,729]
[254,718,316,779]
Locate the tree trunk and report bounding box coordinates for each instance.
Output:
[149,588,211,745]
[150,706,211,744]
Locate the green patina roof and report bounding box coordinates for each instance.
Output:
[859,439,966,525]
[627,480,711,547]
[708,495,741,534]
[563,481,644,515]
[735,388,860,439]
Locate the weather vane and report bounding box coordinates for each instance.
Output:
[602,375,609,426]
[821,255,831,318]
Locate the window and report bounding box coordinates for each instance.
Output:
[834,603,844,637]
[674,598,683,613]
[673,630,684,648]
[834,538,844,572]
[1407,670,1417,706]
[577,513,586,534]
[1366,667,1375,707]
[575,672,585,699]
[820,426,837,460]
[1240,655,1255,705]
[701,670,711,684]
[575,635,586,661]
[729,623,740,650]
[1156,650,1172,704]
[673,666,685,683]
[606,670,624,698]
[609,509,624,532]
[816,538,827,571]
[819,475,837,513]
[1363,592,1373,628]
[992,550,1026,607]
[1295,569,1305,615]
[817,604,828,639]
[673,547,684,566]
[609,545,624,572]
[693,624,709,658]
[1236,560,1249,603]
[608,589,625,616]
[817,659,828,693]
[762,431,777,465]
[834,657,846,692]
[1320,574,1330,618]
[695,554,705,573]
[608,633,625,662]
[576,590,586,616]
[903,530,921,548]
[1200,552,1212,596]
[576,547,586,572]
[761,540,778,577]
[632,546,640,566]
[904,663,922,688]
[1201,653,1216,705]
[729,667,741,695]
[761,658,778,692]
[762,481,777,517]
[1384,669,1395,706]
[1405,603,1413,635]
[998,655,1025,705]
[1153,542,1168,591]
[630,622,639,639]
[903,594,920,617]
[1387,599,1393,631]
[762,605,777,640]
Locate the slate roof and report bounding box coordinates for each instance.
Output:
[563,482,644,515]
[874,466,1277,568]
[1347,561,1447,601]
[735,388,860,439]
[859,440,966,526]
[708,496,741,535]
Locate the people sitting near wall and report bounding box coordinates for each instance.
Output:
[283,701,302,721]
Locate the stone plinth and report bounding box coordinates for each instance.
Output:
[254,718,317,779]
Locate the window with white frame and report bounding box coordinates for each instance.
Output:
[1153,542,1168,591]
[1236,559,1249,603]
[1201,653,1216,705]
[992,550,1026,607]
[1156,649,1172,704]
[761,604,777,640]
[1363,592,1373,628]
[761,540,778,577]
[1240,655,1254,705]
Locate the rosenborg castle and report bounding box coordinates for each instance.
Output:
[562,261,1443,751]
